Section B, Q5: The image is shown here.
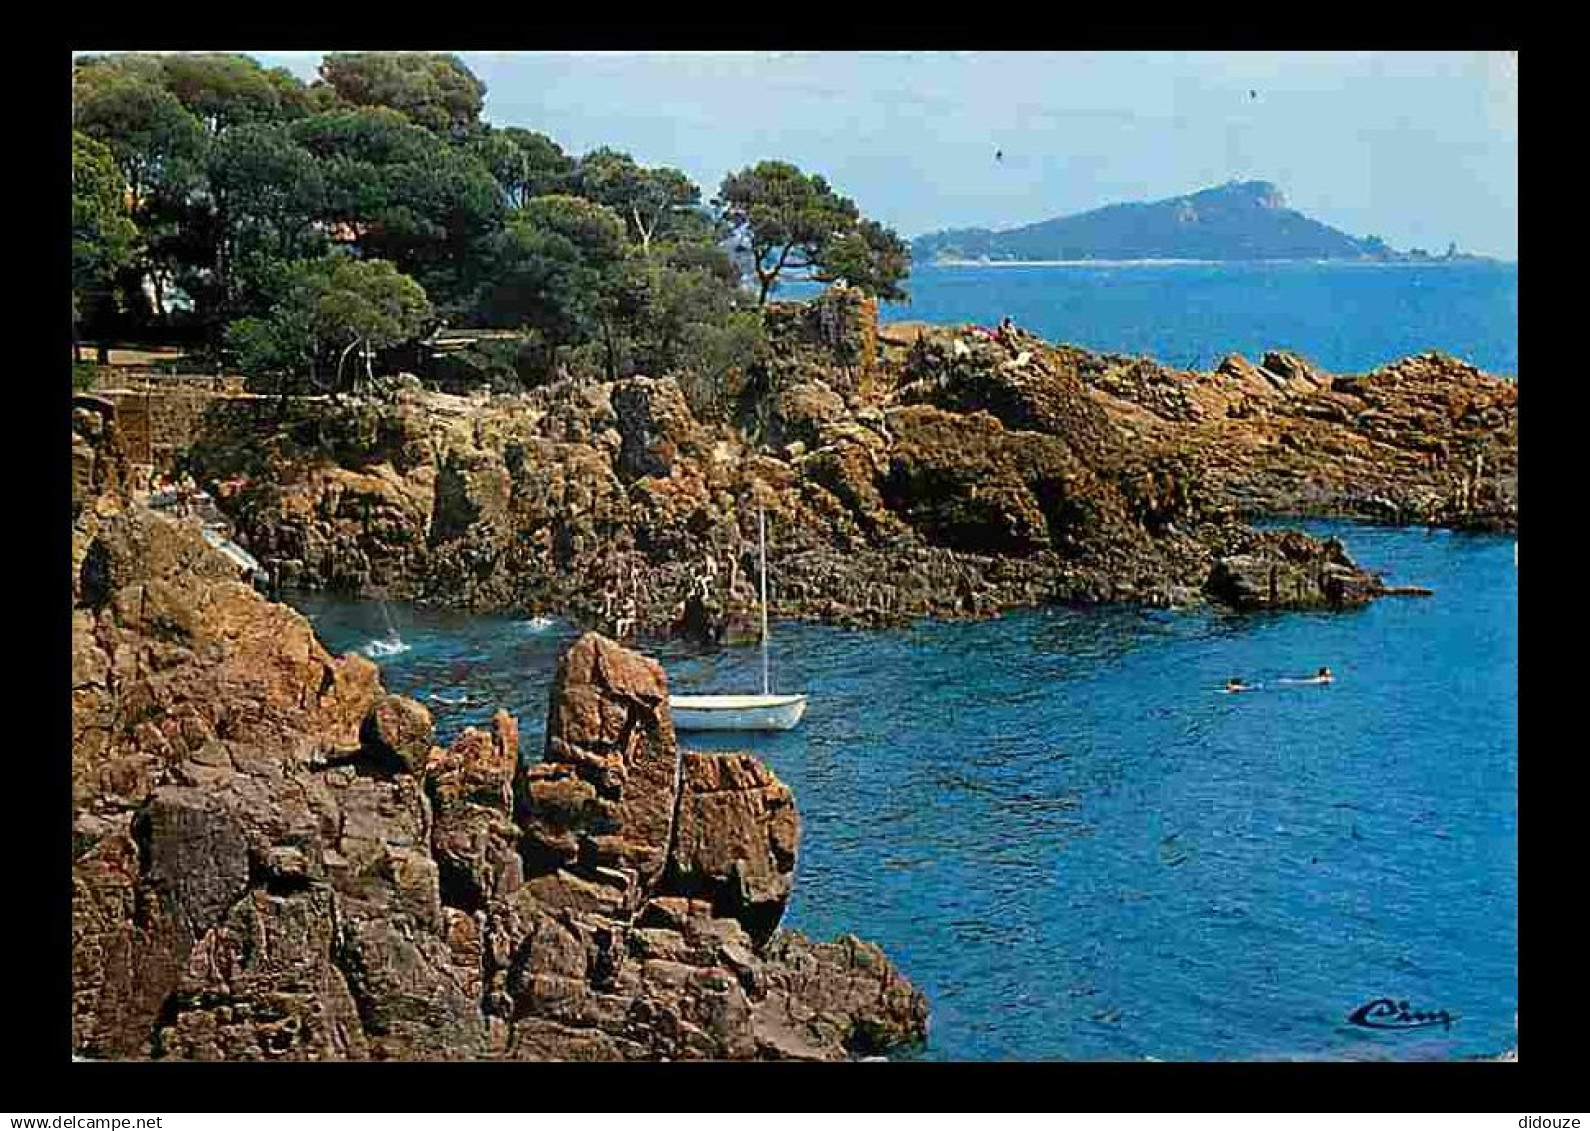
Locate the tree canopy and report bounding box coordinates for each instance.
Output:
[73,131,141,359]
[228,256,432,394]
[812,218,912,302]
[68,51,904,407]
[158,53,312,132]
[717,160,909,304]
[469,127,574,209]
[571,148,702,254]
[316,53,486,136]
[477,195,629,356]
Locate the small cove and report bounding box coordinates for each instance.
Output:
[292,519,1517,1061]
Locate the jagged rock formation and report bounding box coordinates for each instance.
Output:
[1059,343,1517,532]
[140,290,1467,642]
[72,504,927,1060]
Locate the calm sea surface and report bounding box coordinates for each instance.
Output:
[292,521,1517,1061]
[784,260,1518,377]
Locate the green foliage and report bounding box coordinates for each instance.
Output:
[72,132,140,292]
[72,131,141,351]
[317,53,485,135]
[158,53,311,132]
[71,51,886,417]
[673,309,769,420]
[287,106,503,309]
[289,105,435,166]
[477,194,629,356]
[227,256,432,394]
[210,125,326,241]
[813,218,911,303]
[717,160,908,304]
[73,60,209,207]
[571,148,701,252]
[468,126,573,209]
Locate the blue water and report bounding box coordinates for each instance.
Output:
[782,261,1518,377]
[292,520,1517,1061]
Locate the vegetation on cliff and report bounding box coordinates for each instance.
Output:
[70,51,912,408]
[87,290,1504,650]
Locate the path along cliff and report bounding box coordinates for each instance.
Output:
[74,288,1513,644]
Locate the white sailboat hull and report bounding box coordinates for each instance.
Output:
[669,694,809,732]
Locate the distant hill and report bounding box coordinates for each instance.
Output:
[912,181,1480,264]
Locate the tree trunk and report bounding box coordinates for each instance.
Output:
[149,269,168,320]
[337,337,361,396]
[756,243,797,306]
[634,207,653,256]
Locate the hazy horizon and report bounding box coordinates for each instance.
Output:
[148,51,1517,260]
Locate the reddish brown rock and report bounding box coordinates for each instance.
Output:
[752,933,931,1059]
[668,751,799,946]
[71,508,928,1061]
[359,694,434,773]
[521,632,678,904]
[425,712,523,913]
[611,376,706,482]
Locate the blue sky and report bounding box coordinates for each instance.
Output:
[248,51,1517,259]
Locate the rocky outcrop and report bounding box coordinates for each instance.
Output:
[145,297,1506,638]
[72,505,927,1060]
[1203,529,1382,611]
[517,632,680,908]
[1070,347,1517,533]
[667,751,799,947]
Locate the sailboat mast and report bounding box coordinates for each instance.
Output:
[760,507,770,696]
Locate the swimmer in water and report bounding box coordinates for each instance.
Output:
[1225,677,1254,693]
[1278,666,1334,686]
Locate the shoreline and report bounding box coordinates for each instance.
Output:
[74,295,1515,641]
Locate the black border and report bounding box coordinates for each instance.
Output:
[37,23,1555,1113]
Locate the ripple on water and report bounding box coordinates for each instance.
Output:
[287,520,1515,1061]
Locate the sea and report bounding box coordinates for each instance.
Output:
[290,262,1518,1061]
[786,259,1518,377]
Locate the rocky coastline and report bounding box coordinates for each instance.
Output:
[72,502,926,1059]
[69,290,1516,1061]
[75,290,1514,646]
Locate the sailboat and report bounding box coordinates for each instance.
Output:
[669,508,809,732]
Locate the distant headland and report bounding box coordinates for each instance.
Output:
[912,181,1494,265]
